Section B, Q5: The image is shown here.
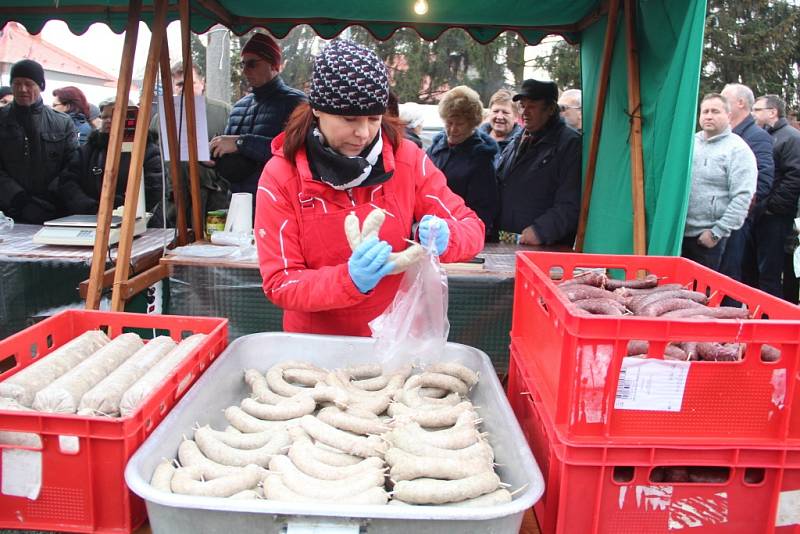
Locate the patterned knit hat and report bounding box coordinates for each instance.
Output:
[310,40,389,116]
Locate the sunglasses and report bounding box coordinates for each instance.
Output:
[559,105,580,112]
[752,107,774,112]
[240,58,264,70]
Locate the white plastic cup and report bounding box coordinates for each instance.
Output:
[224,193,253,233]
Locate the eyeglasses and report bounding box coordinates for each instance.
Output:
[240,58,264,70]
[52,102,65,109]
[752,107,774,112]
[559,105,580,112]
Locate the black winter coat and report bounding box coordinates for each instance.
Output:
[479,121,522,165]
[732,114,774,215]
[220,76,305,194]
[766,118,800,216]
[0,99,78,224]
[496,117,581,246]
[427,129,499,235]
[59,130,164,227]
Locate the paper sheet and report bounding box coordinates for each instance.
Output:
[158,95,211,161]
[1,448,42,499]
[614,358,690,412]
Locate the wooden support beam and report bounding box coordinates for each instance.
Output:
[118,263,172,300]
[159,45,189,246]
[574,0,621,252]
[625,0,647,257]
[110,0,170,312]
[180,0,206,242]
[85,0,141,310]
[78,247,163,299]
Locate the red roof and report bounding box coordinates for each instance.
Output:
[0,22,116,83]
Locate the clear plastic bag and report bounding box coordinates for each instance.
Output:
[0,211,13,234]
[369,247,450,363]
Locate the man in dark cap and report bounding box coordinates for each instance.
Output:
[0,86,12,107]
[0,59,77,224]
[208,32,305,208]
[495,79,582,246]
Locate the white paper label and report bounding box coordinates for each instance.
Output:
[1,448,42,499]
[615,359,690,412]
[59,435,80,454]
[776,489,800,526]
[286,521,360,533]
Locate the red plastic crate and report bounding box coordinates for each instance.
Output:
[511,251,800,447]
[0,310,228,533]
[507,352,800,534]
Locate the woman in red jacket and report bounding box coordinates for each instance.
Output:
[254,40,485,336]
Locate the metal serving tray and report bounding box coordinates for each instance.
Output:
[125,332,543,533]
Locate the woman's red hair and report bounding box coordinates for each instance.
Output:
[52,86,90,118]
[282,102,404,163]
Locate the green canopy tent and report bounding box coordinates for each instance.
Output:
[0,0,707,303]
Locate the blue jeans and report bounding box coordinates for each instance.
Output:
[719,219,752,282]
[742,213,794,298]
[682,235,728,271]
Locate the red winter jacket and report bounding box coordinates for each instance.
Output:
[255,130,485,336]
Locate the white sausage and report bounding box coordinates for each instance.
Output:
[33,333,144,413]
[195,426,289,467]
[269,455,385,498]
[170,464,263,497]
[240,396,316,421]
[150,459,176,492]
[392,471,501,504]
[0,330,109,406]
[385,447,492,481]
[288,440,385,480]
[299,415,386,458]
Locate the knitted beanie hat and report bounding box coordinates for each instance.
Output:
[310,40,389,116]
[241,32,282,68]
[10,59,46,91]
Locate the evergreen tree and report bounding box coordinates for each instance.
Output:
[531,40,581,90]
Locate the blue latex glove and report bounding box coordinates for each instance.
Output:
[348,236,396,293]
[418,214,450,255]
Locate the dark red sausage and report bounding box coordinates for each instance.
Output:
[629,290,709,314]
[561,285,624,302]
[557,271,607,288]
[603,274,659,290]
[572,298,627,315]
[637,297,706,317]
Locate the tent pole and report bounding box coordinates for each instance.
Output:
[84,0,141,310]
[179,0,205,241]
[574,0,620,252]
[159,45,189,246]
[625,0,647,257]
[110,0,169,312]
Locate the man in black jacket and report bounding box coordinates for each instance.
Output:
[719,83,775,286]
[0,59,77,224]
[59,101,164,227]
[496,79,581,246]
[752,94,800,298]
[208,32,305,207]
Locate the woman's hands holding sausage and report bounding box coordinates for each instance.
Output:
[348,236,396,293]
[418,215,450,256]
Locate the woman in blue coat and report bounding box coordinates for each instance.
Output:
[427,86,499,237]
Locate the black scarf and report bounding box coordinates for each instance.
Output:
[306,127,393,190]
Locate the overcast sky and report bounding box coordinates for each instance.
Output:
[40,20,184,79]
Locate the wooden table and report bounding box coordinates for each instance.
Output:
[0,224,174,338]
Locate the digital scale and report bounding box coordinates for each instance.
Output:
[33,106,152,247]
[33,212,150,246]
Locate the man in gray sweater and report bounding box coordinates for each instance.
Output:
[683,93,757,270]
